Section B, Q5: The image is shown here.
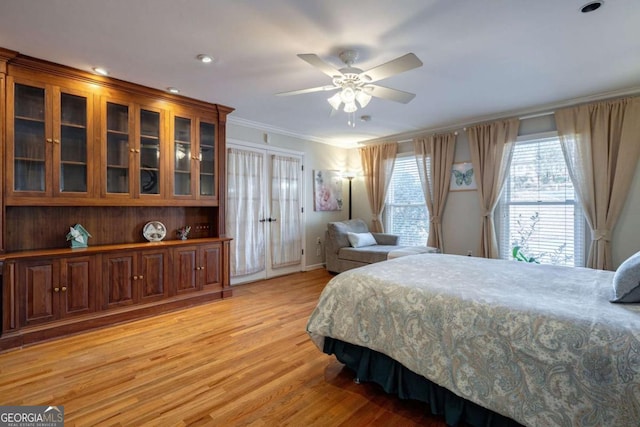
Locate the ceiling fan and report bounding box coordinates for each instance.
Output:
[277,50,423,125]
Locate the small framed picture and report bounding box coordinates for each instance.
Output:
[450,162,477,191]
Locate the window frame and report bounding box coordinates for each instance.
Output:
[498,131,586,267]
[384,153,430,246]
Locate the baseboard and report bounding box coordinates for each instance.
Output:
[305,263,325,271]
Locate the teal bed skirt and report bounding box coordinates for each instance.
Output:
[323,337,523,427]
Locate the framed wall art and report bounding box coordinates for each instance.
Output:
[450,162,477,191]
[314,170,343,211]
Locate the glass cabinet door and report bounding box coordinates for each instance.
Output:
[13,83,46,192]
[174,116,192,196]
[199,121,216,197]
[106,102,130,194]
[59,93,88,193]
[139,109,160,195]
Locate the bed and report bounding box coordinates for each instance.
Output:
[306,253,640,427]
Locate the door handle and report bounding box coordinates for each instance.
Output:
[268,217,277,222]
[259,219,266,223]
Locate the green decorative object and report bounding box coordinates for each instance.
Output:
[512,245,539,263]
[66,224,92,248]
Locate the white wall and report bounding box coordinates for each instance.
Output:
[227,123,350,270]
[348,114,640,269]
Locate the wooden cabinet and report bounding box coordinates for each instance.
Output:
[171,110,218,203]
[101,96,167,200]
[172,242,222,295]
[1,239,230,350]
[102,248,169,308]
[6,76,94,200]
[17,255,97,327]
[0,49,233,351]
[4,55,230,208]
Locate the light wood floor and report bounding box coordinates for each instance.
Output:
[0,269,450,426]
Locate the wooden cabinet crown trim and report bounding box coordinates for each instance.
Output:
[4,48,234,114]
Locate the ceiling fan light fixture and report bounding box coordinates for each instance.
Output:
[355,90,372,108]
[340,86,356,104]
[343,101,358,113]
[327,92,342,110]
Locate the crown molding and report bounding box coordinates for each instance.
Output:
[359,85,640,145]
[227,116,347,147]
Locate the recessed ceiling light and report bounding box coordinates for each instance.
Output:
[167,87,180,94]
[196,54,214,64]
[92,67,109,76]
[580,1,603,13]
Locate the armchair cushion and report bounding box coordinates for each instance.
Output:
[327,219,370,252]
[372,232,400,246]
[347,232,377,248]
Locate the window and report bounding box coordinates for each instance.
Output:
[499,135,585,267]
[385,155,429,246]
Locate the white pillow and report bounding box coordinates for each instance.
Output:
[610,251,640,303]
[347,232,377,248]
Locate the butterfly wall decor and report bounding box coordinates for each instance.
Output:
[450,162,477,191]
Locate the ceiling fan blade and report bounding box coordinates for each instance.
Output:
[297,53,343,78]
[276,85,338,96]
[360,53,423,82]
[367,84,416,104]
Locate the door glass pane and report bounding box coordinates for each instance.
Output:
[106,102,129,193]
[14,84,46,191]
[60,93,87,192]
[174,116,191,196]
[140,109,160,195]
[199,121,215,196]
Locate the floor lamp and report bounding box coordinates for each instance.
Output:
[344,173,355,219]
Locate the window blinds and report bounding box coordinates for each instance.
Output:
[499,137,585,266]
[385,155,429,246]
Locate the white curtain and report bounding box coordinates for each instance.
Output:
[226,148,265,276]
[270,155,302,268]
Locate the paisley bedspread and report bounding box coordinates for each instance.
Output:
[306,254,640,427]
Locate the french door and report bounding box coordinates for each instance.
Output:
[226,141,304,284]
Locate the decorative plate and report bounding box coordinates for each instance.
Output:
[143,221,167,242]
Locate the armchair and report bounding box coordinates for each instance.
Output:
[324,218,402,273]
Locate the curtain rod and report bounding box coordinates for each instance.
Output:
[397,111,554,143]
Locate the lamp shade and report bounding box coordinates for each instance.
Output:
[327,92,342,110]
[343,101,357,113]
[355,90,371,108]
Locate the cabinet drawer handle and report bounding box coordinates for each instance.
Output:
[133,275,139,280]
[138,275,144,279]
[130,148,135,152]
[135,148,140,153]
[61,286,67,292]
[53,139,60,144]
[46,138,53,143]
[54,287,60,292]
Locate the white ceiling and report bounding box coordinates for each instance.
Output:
[1,0,639,147]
